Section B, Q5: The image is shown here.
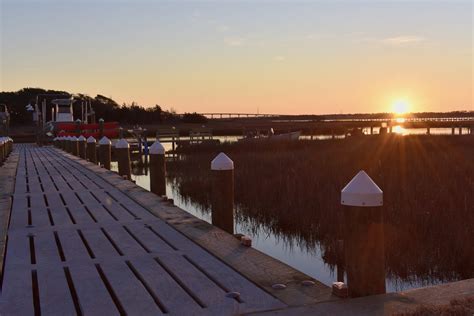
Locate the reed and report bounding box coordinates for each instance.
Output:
[167,135,474,284]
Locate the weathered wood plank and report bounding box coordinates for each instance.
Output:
[68,262,120,316]
[0,264,35,315]
[37,264,76,315]
[129,255,203,315]
[99,260,164,315]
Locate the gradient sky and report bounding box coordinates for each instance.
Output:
[1,0,472,114]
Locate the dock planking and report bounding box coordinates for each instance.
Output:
[0,144,287,315]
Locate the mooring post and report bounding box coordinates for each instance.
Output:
[99,118,104,138]
[58,136,63,150]
[211,152,234,234]
[0,138,4,164]
[341,170,385,298]
[86,136,97,163]
[99,136,112,170]
[71,136,79,156]
[115,139,131,179]
[66,136,73,153]
[7,137,13,155]
[63,136,68,152]
[78,135,86,159]
[149,141,166,197]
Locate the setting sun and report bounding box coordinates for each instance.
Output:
[392,99,410,115]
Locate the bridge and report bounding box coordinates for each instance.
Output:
[198,113,280,119]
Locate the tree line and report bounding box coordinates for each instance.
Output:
[0,88,207,126]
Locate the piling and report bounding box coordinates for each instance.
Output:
[99,118,104,138]
[149,141,166,197]
[78,135,86,159]
[58,136,64,150]
[99,136,112,170]
[86,136,97,163]
[115,139,131,179]
[211,153,234,234]
[341,170,385,298]
[66,136,73,153]
[0,138,4,164]
[62,136,67,151]
[7,137,13,155]
[71,136,79,156]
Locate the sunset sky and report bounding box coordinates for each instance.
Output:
[1,0,472,114]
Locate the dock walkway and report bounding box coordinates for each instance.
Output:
[0,144,288,315]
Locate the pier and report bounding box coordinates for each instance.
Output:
[0,143,473,315]
[0,144,332,315]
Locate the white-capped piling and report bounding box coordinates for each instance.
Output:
[66,136,73,153]
[149,141,166,197]
[341,170,386,297]
[99,136,112,170]
[115,139,131,179]
[78,135,86,159]
[99,118,104,138]
[71,136,79,156]
[211,153,235,234]
[7,137,13,155]
[58,136,64,150]
[0,138,5,164]
[86,136,97,163]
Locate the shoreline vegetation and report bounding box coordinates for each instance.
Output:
[166,136,474,285]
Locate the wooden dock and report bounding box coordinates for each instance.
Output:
[1,144,473,315]
[0,144,334,315]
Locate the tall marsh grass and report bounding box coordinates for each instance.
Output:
[167,135,474,283]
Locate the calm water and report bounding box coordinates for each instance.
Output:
[111,140,464,293]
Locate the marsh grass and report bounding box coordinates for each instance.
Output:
[167,135,474,283]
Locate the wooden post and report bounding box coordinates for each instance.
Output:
[115,139,131,179]
[66,136,72,153]
[427,127,431,135]
[75,119,82,135]
[149,141,166,197]
[61,136,66,151]
[370,126,374,135]
[71,136,79,156]
[341,171,385,298]
[0,138,4,164]
[99,118,104,138]
[211,153,234,234]
[78,135,86,159]
[459,127,462,135]
[99,136,112,170]
[7,137,13,155]
[86,136,97,163]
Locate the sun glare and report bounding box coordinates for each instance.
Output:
[392,99,410,115]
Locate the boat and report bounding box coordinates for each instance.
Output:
[239,128,301,142]
[269,130,301,141]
